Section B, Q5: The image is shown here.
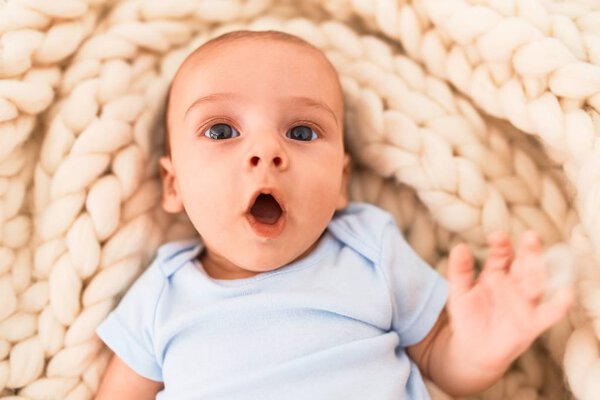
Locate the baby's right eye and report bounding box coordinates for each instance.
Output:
[204,123,240,140]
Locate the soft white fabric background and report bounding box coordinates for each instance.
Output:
[0,0,599,399]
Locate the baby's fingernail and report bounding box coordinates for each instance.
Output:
[488,231,508,245]
[523,231,542,247]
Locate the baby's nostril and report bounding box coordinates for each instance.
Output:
[249,156,283,167]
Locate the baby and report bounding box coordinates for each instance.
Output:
[94,31,573,399]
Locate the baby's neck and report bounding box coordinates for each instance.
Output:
[198,249,260,280]
[198,234,324,280]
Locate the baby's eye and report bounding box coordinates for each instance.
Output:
[204,123,240,140]
[286,125,317,141]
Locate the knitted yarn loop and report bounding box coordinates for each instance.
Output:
[1,1,599,399]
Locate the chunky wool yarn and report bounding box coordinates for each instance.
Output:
[1,0,599,399]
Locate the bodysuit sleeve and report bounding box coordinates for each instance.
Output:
[96,259,165,382]
[379,219,448,347]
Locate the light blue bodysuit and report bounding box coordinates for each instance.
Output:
[96,202,448,399]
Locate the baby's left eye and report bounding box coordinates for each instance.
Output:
[286,125,317,141]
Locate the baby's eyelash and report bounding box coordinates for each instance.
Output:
[196,117,239,134]
[195,118,325,138]
[289,120,324,136]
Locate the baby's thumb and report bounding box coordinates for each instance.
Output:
[534,286,573,333]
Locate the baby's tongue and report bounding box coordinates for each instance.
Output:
[250,194,282,224]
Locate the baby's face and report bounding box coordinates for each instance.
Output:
[160,36,348,278]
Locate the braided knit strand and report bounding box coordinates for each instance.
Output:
[0,1,598,399]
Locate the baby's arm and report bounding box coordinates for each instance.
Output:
[94,352,163,400]
[407,231,572,396]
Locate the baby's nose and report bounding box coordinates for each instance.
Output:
[246,141,289,171]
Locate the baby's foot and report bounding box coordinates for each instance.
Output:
[483,231,513,272]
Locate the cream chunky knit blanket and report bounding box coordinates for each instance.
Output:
[1,0,599,399]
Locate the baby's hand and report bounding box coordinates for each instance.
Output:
[445,231,573,371]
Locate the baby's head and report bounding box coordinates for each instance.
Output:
[160,30,349,278]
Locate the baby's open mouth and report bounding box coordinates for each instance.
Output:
[245,191,286,238]
[250,194,283,224]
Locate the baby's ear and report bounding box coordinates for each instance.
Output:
[336,153,351,210]
[159,156,184,213]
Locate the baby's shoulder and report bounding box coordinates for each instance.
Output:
[327,202,397,264]
[130,238,202,292]
[152,238,202,278]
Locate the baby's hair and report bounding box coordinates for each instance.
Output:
[162,30,322,157]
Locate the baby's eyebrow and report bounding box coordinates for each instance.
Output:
[184,92,338,127]
[184,92,239,118]
[288,96,339,128]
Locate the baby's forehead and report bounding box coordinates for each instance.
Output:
[171,35,341,94]
[168,37,343,119]
[190,33,326,62]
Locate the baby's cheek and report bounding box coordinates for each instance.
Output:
[178,173,226,218]
[301,176,341,221]
[317,166,345,197]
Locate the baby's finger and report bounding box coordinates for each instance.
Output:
[482,231,513,274]
[447,243,475,299]
[533,287,573,334]
[511,232,547,302]
[517,230,543,255]
[513,256,547,303]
